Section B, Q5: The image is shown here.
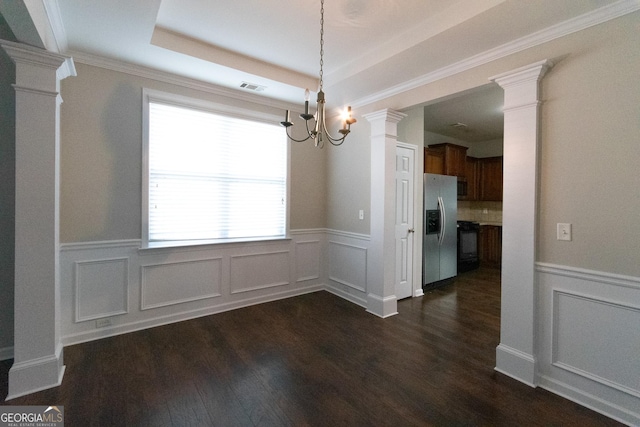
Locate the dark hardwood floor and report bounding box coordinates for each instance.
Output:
[0,267,622,426]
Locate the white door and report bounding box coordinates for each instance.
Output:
[395,144,415,300]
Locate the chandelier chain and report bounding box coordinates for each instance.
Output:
[319,0,324,91]
[280,0,355,146]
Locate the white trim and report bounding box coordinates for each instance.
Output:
[62,285,324,347]
[325,229,371,241]
[351,0,640,107]
[536,262,640,291]
[495,344,537,387]
[61,239,142,251]
[537,375,639,426]
[42,0,68,52]
[74,257,130,322]
[70,50,296,111]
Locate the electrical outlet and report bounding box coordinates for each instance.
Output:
[96,318,112,328]
[557,223,572,241]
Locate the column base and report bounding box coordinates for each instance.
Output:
[366,293,398,318]
[6,344,65,401]
[495,343,537,387]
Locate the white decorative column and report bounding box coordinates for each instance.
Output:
[1,40,75,399]
[364,109,406,318]
[491,59,552,386]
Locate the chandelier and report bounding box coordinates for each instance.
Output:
[280,0,356,147]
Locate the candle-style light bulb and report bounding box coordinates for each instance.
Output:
[304,88,310,115]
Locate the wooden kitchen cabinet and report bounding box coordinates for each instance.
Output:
[427,143,468,178]
[479,225,502,266]
[424,148,445,174]
[478,156,503,201]
[461,156,478,201]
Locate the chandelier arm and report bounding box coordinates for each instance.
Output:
[319,112,348,144]
[304,118,319,140]
[285,125,313,143]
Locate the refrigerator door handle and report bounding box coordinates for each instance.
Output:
[438,196,446,246]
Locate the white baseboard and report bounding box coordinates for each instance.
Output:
[538,374,639,426]
[495,343,536,387]
[63,285,324,347]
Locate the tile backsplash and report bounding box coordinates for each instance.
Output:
[458,201,502,224]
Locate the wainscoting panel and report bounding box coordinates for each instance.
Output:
[552,290,640,397]
[325,231,370,307]
[230,250,291,294]
[536,263,640,425]
[59,232,329,347]
[75,258,129,322]
[295,239,321,283]
[141,258,222,310]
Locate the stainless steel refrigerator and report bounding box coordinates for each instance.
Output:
[423,173,457,287]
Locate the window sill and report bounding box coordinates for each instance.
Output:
[139,236,291,253]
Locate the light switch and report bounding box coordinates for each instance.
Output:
[557,223,572,241]
[359,210,364,220]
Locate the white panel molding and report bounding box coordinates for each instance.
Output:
[295,239,322,283]
[551,290,640,398]
[74,258,129,322]
[0,346,14,361]
[140,258,223,310]
[230,250,291,294]
[328,240,368,292]
[350,0,640,108]
[536,263,640,426]
[57,230,377,354]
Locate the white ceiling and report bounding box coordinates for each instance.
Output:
[4,0,630,142]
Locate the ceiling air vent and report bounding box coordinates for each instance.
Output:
[240,82,266,92]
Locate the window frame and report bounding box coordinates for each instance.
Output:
[141,88,290,249]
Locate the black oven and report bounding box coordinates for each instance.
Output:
[457,221,479,272]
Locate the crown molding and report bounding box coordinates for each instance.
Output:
[351,0,640,108]
[42,0,68,53]
[68,50,300,112]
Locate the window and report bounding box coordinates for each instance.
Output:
[143,90,288,247]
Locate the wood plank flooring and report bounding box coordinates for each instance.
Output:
[0,267,622,426]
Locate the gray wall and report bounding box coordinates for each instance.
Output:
[0,15,16,353]
[60,63,327,243]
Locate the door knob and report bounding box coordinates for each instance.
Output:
[408,229,415,233]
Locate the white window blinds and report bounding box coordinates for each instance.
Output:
[148,102,287,242]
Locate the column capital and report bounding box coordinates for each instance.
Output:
[490,59,553,88]
[363,109,407,125]
[1,39,75,90]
